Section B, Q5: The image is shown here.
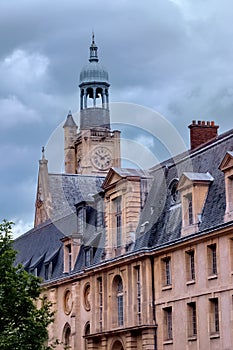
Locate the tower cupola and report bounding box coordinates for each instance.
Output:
[79,34,110,130]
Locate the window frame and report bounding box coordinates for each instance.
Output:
[117,279,124,326]
[97,277,103,331]
[207,243,218,277]
[163,306,173,342]
[162,256,172,288]
[209,298,220,336]
[187,302,197,339]
[186,249,195,283]
[135,266,141,324]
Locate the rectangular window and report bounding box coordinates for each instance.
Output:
[117,293,124,326]
[114,197,122,248]
[186,250,195,282]
[187,302,197,338]
[209,298,220,335]
[98,277,103,331]
[85,249,91,267]
[207,244,217,276]
[96,199,104,228]
[162,257,172,287]
[188,194,193,225]
[67,244,72,272]
[45,262,53,280]
[163,307,173,341]
[184,193,193,226]
[135,266,141,324]
[77,207,86,233]
[230,238,233,271]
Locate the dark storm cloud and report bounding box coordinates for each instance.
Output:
[0,0,232,235]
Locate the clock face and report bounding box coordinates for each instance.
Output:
[91,147,112,170]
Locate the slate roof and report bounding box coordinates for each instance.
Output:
[111,168,150,178]
[14,174,105,282]
[48,174,104,221]
[134,128,233,250]
[14,217,65,280]
[181,172,214,182]
[14,127,233,283]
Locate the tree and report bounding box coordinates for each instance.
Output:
[0,220,56,350]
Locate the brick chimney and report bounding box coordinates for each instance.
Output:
[189,120,219,150]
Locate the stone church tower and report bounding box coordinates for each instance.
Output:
[64,34,121,176]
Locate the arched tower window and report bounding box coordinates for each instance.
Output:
[86,87,94,108]
[96,87,103,107]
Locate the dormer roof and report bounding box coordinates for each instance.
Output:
[219,151,233,172]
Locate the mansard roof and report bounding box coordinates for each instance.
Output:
[14,127,233,283]
[134,128,233,250]
[48,173,105,220]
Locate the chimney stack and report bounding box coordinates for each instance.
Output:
[189,120,219,150]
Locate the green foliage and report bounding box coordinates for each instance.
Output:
[0,220,56,350]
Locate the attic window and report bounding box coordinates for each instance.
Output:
[45,262,53,280]
[77,207,86,233]
[169,179,179,205]
[219,151,233,222]
[187,194,193,225]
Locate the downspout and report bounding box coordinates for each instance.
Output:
[150,256,157,350]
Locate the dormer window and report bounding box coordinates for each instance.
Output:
[61,236,82,273]
[45,262,53,280]
[187,194,193,225]
[114,197,122,248]
[178,172,214,236]
[67,244,72,272]
[77,206,86,234]
[219,151,233,222]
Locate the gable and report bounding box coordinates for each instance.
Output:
[219,151,233,172]
[102,169,122,189]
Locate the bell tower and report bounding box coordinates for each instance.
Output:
[64,34,121,176]
[79,33,110,130]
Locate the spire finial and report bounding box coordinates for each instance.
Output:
[89,32,98,62]
[42,146,45,160]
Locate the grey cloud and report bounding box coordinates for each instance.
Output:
[0,0,232,235]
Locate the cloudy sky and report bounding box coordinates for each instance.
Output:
[0,0,232,237]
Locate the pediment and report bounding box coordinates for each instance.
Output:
[178,172,214,191]
[177,174,192,191]
[102,168,123,189]
[219,151,233,172]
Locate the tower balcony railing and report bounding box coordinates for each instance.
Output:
[90,130,114,138]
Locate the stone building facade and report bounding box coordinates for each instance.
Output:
[14,37,233,350]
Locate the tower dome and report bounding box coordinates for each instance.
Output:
[79,34,110,130]
[79,34,109,84]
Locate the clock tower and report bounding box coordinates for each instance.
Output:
[64,34,121,175]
